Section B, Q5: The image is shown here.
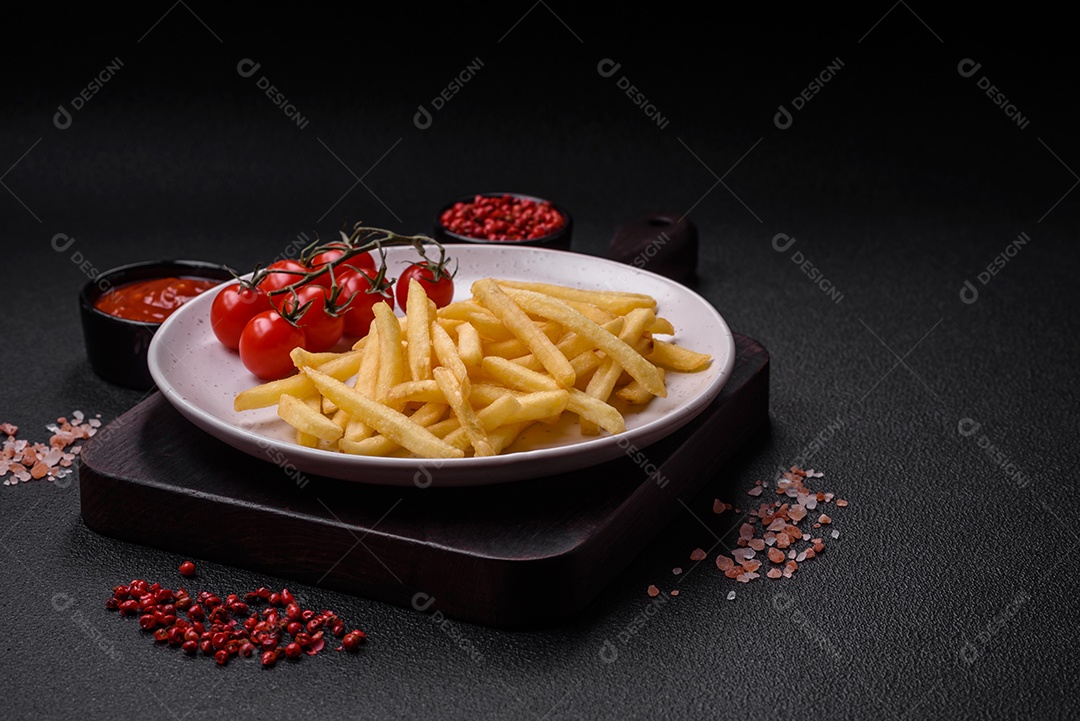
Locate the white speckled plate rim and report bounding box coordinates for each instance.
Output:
[148,245,735,486]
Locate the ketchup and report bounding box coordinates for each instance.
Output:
[94,277,220,323]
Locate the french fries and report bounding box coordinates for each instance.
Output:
[234,276,712,459]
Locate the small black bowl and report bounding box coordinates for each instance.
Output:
[80,259,232,391]
[433,192,573,251]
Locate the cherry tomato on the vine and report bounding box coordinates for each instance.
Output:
[395,263,454,309]
[280,284,345,352]
[209,283,270,351]
[239,310,306,380]
[257,259,309,294]
[339,269,394,337]
[308,244,377,287]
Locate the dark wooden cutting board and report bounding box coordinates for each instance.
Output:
[79,334,768,629]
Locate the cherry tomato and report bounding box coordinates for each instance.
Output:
[307,244,376,287]
[239,310,306,380]
[339,269,394,337]
[210,283,270,351]
[395,263,454,309]
[280,284,345,352]
[257,259,309,294]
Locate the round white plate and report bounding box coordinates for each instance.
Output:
[148,245,735,487]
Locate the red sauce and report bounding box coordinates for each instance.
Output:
[94,277,220,323]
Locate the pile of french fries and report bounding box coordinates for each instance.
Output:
[233,278,712,459]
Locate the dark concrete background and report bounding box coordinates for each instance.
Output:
[2,5,1077,719]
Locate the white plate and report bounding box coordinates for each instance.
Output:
[148,245,735,487]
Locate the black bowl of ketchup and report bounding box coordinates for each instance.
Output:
[80,260,232,390]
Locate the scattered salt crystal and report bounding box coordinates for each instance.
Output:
[818,514,832,525]
[767,568,782,579]
[830,530,840,539]
[747,486,763,497]
[836,499,848,507]
[672,567,682,575]
[732,548,755,562]
[748,539,765,551]
[766,519,787,532]
[670,590,680,597]
[73,410,84,422]
[690,548,707,561]
[726,591,736,601]
[647,585,660,597]
[88,418,102,428]
[796,551,807,562]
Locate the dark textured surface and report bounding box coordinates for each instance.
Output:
[2,6,1078,720]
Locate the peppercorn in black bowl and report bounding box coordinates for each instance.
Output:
[434,192,573,251]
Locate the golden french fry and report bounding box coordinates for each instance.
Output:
[456,321,483,367]
[484,337,531,360]
[481,356,624,434]
[472,279,575,388]
[294,395,321,447]
[481,356,559,392]
[580,310,654,433]
[385,379,442,406]
[343,320,381,442]
[406,279,434,381]
[569,350,603,379]
[340,402,448,456]
[509,318,624,372]
[494,279,656,314]
[441,394,521,451]
[434,366,494,456]
[649,317,675,335]
[504,390,569,424]
[615,369,665,404]
[648,339,712,372]
[436,299,486,320]
[488,422,527,454]
[431,321,469,387]
[303,367,463,459]
[469,382,522,406]
[278,393,343,443]
[461,310,513,341]
[234,349,363,411]
[373,302,406,401]
[290,349,347,367]
[502,287,665,397]
[561,300,614,325]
